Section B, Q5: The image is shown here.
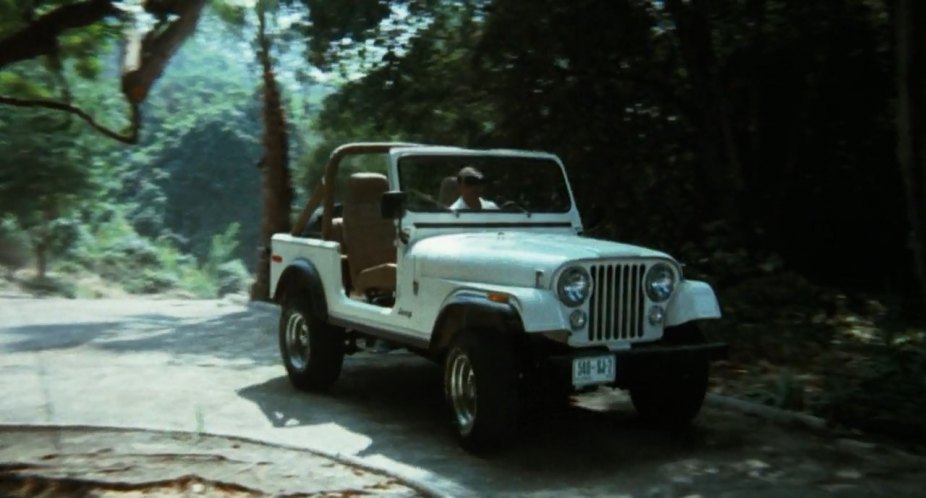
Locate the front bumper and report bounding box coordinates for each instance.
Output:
[546,341,729,389]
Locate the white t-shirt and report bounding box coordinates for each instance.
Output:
[450,197,498,210]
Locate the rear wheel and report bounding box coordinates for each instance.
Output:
[279,290,344,392]
[444,330,519,453]
[629,323,709,425]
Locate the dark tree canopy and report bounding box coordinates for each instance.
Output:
[309,0,910,293]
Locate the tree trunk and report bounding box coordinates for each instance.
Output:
[896,0,926,311]
[35,243,47,280]
[250,9,293,301]
[664,0,747,231]
[33,209,54,280]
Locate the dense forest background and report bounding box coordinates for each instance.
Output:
[1,0,924,441]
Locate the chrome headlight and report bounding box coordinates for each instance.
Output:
[557,266,591,307]
[645,262,676,302]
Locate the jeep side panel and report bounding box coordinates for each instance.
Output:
[272,235,432,348]
[271,235,343,307]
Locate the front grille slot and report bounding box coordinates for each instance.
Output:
[588,263,646,341]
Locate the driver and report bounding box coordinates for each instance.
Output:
[450,166,498,210]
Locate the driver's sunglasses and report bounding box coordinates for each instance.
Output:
[460,176,485,186]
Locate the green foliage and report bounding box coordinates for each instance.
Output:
[0,63,110,276]
[0,108,93,219]
[1,0,122,127]
[60,208,248,298]
[21,274,77,298]
[295,0,392,67]
[2,6,268,297]
[0,215,30,272]
[216,259,251,296]
[822,332,926,442]
[0,70,52,98]
[79,211,167,288]
[35,215,84,262]
[205,222,240,276]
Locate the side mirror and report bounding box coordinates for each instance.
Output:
[381,191,407,219]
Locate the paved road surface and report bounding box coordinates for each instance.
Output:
[1,297,924,497]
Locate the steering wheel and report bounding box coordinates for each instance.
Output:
[500,200,528,213]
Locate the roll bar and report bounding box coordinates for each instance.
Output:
[290,142,420,238]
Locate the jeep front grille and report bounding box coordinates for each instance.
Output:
[588,263,646,341]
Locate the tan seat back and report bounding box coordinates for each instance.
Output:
[342,173,396,293]
[438,176,459,206]
[330,217,346,251]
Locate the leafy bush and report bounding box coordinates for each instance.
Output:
[821,336,926,442]
[122,268,180,294]
[39,216,83,260]
[21,275,77,298]
[204,222,241,277]
[102,236,161,268]
[216,259,250,296]
[65,210,239,297]
[177,266,219,298]
[0,216,30,274]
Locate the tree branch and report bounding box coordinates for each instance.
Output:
[0,95,139,144]
[0,0,206,144]
[0,0,119,69]
[121,0,208,103]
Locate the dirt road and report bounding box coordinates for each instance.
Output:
[1,296,924,497]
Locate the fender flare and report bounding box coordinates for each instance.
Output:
[665,280,722,327]
[429,291,523,356]
[273,258,328,321]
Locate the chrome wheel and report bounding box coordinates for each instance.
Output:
[278,292,345,392]
[284,310,310,371]
[449,350,478,436]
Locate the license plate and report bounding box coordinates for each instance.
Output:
[572,355,616,387]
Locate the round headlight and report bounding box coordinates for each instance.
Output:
[557,266,591,307]
[645,263,676,302]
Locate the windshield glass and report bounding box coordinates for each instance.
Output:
[397,154,572,213]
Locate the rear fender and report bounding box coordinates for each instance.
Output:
[274,258,328,320]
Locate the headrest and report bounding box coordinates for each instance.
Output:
[438,176,460,206]
[347,173,389,201]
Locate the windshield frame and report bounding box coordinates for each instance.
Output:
[391,147,576,214]
[388,146,583,231]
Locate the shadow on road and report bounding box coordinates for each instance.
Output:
[0,310,278,367]
[98,311,278,366]
[0,322,122,352]
[237,352,749,495]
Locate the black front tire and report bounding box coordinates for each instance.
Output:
[279,290,344,392]
[444,330,519,453]
[629,323,709,425]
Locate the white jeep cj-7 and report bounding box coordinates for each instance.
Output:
[270,143,725,452]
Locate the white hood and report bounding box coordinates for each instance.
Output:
[411,232,672,288]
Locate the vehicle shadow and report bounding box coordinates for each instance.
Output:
[237,352,748,495]
[96,311,279,366]
[1,308,279,367]
[0,322,121,352]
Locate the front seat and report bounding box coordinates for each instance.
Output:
[438,175,459,207]
[342,173,396,298]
